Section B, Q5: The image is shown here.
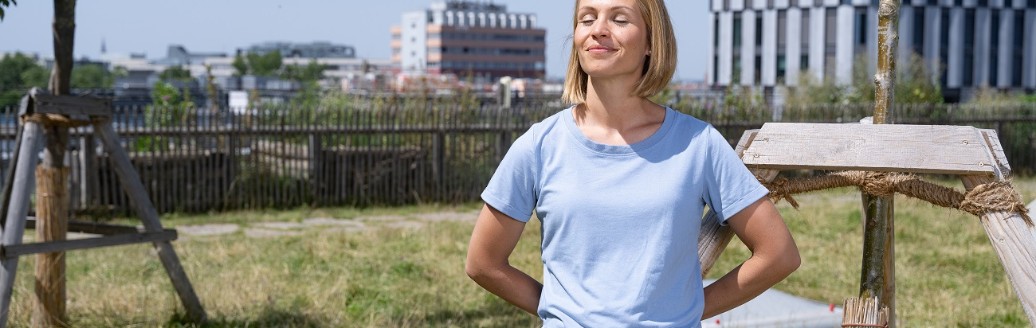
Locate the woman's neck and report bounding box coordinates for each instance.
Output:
[574,77,665,145]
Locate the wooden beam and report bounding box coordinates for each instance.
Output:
[25,217,140,235]
[94,122,207,323]
[742,123,995,175]
[0,122,43,328]
[1,231,177,259]
[31,94,110,118]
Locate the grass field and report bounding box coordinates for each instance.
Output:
[2,177,1034,327]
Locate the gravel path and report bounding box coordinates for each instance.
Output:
[174,210,479,238]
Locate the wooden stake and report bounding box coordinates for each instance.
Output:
[842,296,889,328]
[32,167,68,328]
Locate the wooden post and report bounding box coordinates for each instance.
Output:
[94,123,207,323]
[309,134,323,206]
[0,122,44,328]
[854,1,901,326]
[34,1,77,326]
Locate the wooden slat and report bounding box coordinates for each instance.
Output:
[25,217,140,235]
[31,94,111,117]
[1,231,177,259]
[742,123,995,175]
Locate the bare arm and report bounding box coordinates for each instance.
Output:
[702,197,800,319]
[465,204,542,315]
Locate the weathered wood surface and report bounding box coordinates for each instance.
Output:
[960,174,1036,324]
[31,94,110,118]
[742,123,995,175]
[0,122,43,327]
[94,122,207,324]
[2,231,176,259]
[699,130,779,276]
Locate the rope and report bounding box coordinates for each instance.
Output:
[20,113,104,128]
[762,171,1032,226]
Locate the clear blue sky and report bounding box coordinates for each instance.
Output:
[0,1,710,81]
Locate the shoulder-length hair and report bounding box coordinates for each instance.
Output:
[561,0,677,105]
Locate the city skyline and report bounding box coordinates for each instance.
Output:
[0,1,710,81]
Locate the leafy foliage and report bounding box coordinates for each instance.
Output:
[70,64,115,89]
[0,0,16,21]
[0,53,48,106]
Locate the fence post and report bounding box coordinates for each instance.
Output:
[79,134,97,211]
[432,131,445,202]
[309,133,323,206]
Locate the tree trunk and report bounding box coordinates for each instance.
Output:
[856,1,900,327]
[34,1,75,327]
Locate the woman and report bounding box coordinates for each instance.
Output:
[465,0,800,326]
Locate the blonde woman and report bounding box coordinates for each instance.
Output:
[466,0,800,326]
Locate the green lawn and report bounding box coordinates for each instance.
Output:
[3,177,1034,327]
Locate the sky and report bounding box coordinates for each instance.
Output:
[0,1,710,81]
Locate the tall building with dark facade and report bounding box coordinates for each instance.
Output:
[708,0,1036,102]
[392,1,546,80]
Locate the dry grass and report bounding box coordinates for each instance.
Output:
[2,178,1033,327]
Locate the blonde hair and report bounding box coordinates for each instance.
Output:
[561,0,677,105]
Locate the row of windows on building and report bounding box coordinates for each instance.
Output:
[714,5,1033,88]
[714,0,1036,10]
[389,32,545,43]
[426,47,542,56]
[430,61,544,70]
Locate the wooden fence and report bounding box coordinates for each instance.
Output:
[0,97,1033,216]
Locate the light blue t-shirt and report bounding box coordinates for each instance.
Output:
[481,106,769,327]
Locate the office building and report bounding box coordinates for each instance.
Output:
[392,0,547,81]
[708,0,1036,102]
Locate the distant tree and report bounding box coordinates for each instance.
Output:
[246,51,282,76]
[159,65,192,82]
[0,53,48,106]
[232,54,248,76]
[0,0,15,21]
[281,59,326,82]
[70,64,114,89]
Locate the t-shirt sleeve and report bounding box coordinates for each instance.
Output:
[702,126,770,224]
[480,126,539,223]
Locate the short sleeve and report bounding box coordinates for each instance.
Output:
[701,127,770,224]
[481,126,540,223]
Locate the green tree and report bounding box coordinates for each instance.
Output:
[159,65,192,82]
[0,0,15,20]
[70,64,114,89]
[246,51,282,76]
[0,53,48,106]
[232,54,248,76]
[281,59,325,82]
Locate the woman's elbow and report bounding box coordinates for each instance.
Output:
[777,245,801,277]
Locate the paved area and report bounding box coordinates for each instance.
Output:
[701,280,843,327]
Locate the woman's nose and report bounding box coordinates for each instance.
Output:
[591,20,609,38]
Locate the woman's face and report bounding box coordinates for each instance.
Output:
[573,0,649,81]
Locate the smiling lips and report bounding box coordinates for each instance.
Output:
[586,45,615,53]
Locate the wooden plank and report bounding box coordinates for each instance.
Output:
[0,122,43,327]
[32,94,111,117]
[960,175,1036,324]
[25,217,140,235]
[94,122,207,323]
[980,129,1011,177]
[1,231,177,259]
[742,123,995,175]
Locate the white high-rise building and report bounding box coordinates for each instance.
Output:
[708,0,1036,102]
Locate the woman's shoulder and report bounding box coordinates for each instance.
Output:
[665,107,715,134]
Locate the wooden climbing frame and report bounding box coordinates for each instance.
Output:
[696,122,1036,325]
[0,90,206,327]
